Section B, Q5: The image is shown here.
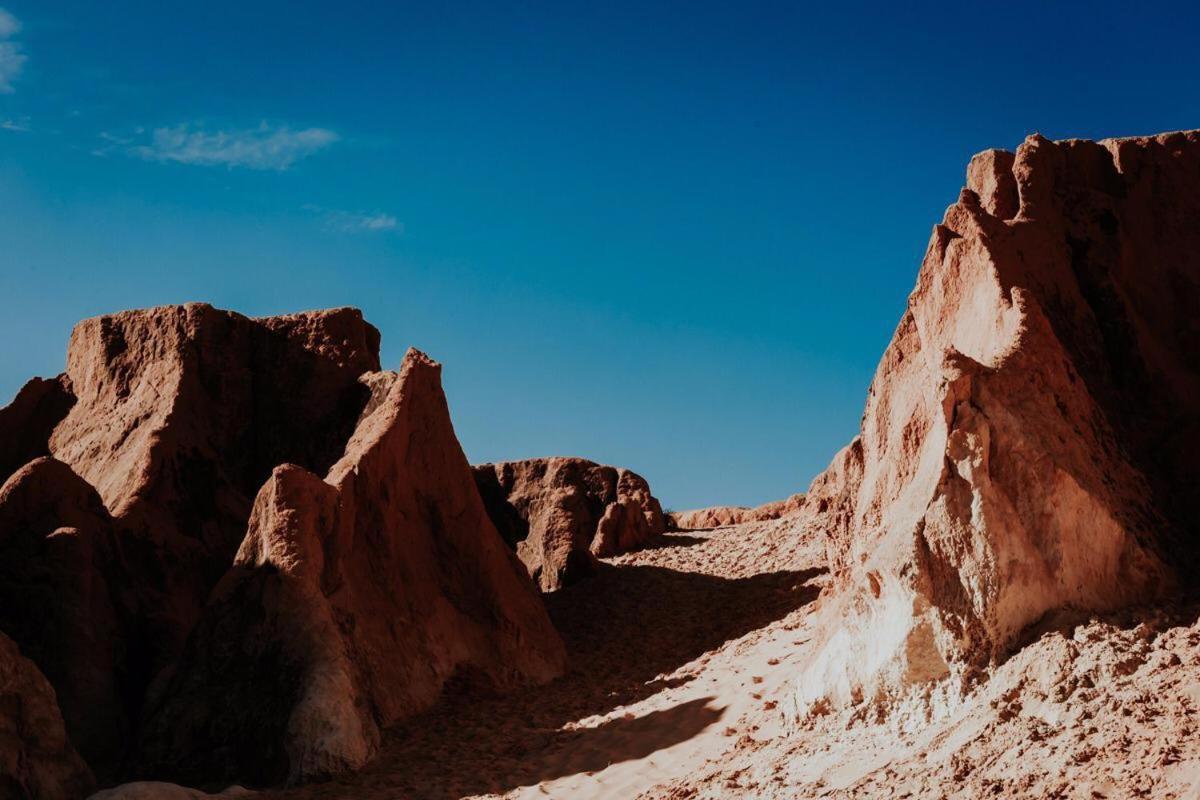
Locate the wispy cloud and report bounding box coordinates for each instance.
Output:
[1,116,30,132]
[0,8,26,94]
[304,204,403,234]
[126,122,339,170]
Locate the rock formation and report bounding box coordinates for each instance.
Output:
[0,458,125,778]
[793,130,1200,723]
[668,493,806,530]
[473,457,666,591]
[47,304,383,682]
[0,630,95,799]
[131,350,566,786]
[0,306,566,795]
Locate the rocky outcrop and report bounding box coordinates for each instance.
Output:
[793,130,1200,724]
[0,458,125,779]
[0,375,74,485]
[0,631,95,799]
[132,350,566,786]
[473,457,666,591]
[668,493,806,530]
[46,304,382,688]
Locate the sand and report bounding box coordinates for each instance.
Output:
[257,516,1200,799]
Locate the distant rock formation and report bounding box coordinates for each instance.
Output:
[0,306,565,795]
[131,350,566,786]
[473,457,666,590]
[0,630,95,799]
[668,493,806,530]
[793,130,1200,724]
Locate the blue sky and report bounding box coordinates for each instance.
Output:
[1,2,1198,509]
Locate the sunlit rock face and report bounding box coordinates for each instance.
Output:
[794,130,1200,724]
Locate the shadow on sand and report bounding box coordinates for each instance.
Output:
[274,562,823,799]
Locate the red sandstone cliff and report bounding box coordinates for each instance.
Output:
[792,130,1200,723]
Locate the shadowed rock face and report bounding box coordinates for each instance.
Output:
[0,375,75,486]
[0,458,125,780]
[132,350,566,787]
[794,130,1200,723]
[473,458,666,591]
[0,630,95,800]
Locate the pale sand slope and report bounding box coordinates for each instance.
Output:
[262,516,1200,800]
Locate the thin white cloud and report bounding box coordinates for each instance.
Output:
[1,116,30,132]
[0,8,18,37]
[304,204,402,234]
[0,8,26,94]
[128,123,339,170]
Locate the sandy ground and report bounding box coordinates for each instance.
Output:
[255,517,1200,799]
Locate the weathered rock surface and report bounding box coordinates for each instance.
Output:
[0,458,125,778]
[473,457,666,591]
[794,130,1200,722]
[668,493,806,531]
[0,630,95,799]
[0,375,75,485]
[132,350,566,786]
[46,304,382,690]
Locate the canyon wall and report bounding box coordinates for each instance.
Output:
[794,130,1200,723]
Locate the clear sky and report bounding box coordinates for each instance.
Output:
[1,2,1198,510]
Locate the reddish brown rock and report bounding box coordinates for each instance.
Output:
[0,458,125,778]
[668,493,806,531]
[473,457,666,591]
[132,350,566,786]
[0,375,75,485]
[0,630,95,800]
[46,304,381,681]
[793,130,1200,722]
